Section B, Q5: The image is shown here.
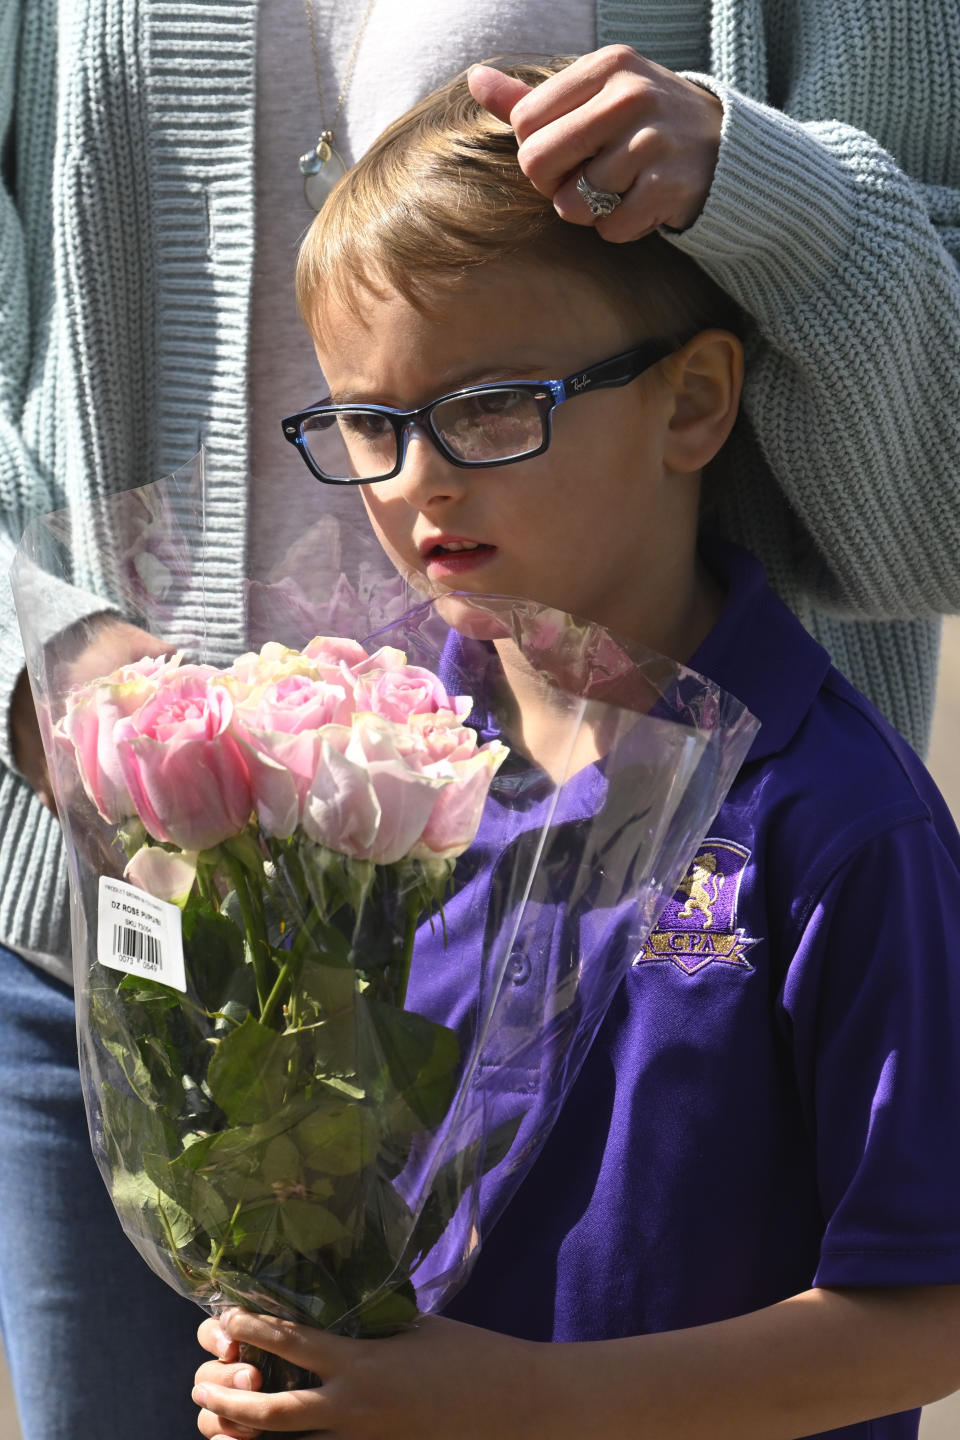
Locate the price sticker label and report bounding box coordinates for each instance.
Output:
[97,876,187,993]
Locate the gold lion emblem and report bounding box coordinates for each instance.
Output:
[676,852,725,929]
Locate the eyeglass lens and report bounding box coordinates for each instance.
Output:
[300,388,546,481]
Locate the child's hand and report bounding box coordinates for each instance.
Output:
[468,46,723,242]
[193,1308,555,1439]
[195,1317,263,1440]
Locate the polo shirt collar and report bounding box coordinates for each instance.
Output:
[687,542,832,763]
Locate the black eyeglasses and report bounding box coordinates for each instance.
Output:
[280,341,672,485]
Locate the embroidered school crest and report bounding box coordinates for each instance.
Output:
[635,839,758,975]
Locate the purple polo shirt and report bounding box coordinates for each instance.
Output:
[411,544,960,1440]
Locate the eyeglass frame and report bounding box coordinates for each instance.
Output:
[280,339,674,486]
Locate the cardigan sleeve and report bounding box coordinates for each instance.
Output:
[666,67,960,620]
[0,0,109,774]
[0,0,50,772]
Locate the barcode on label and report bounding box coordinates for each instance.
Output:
[112,924,161,970]
[97,876,187,992]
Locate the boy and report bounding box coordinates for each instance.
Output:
[191,62,960,1439]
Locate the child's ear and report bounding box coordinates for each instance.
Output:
[660,329,744,474]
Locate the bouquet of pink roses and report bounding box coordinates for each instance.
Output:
[12,459,758,1367]
[55,633,511,1341]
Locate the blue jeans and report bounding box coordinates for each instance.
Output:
[0,944,201,1438]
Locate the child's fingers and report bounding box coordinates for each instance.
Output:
[197,1405,263,1440]
[467,64,531,125]
[195,1359,261,1392]
[219,1308,343,1374]
[198,1316,241,1363]
[193,1379,330,1434]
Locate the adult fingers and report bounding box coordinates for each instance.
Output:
[467,63,531,123]
[10,670,57,812]
[515,87,639,199]
[507,44,639,145]
[553,138,712,242]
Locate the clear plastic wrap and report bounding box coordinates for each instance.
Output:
[11,454,758,1359]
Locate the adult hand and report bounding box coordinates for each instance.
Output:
[11,668,57,812]
[468,45,723,242]
[193,1309,557,1440]
[11,616,173,817]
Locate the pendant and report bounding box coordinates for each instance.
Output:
[299,135,348,211]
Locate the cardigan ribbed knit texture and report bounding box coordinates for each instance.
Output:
[3,0,960,980]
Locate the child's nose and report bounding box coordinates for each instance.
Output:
[394,423,467,507]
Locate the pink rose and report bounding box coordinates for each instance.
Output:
[58,653,183,822]
[352,659,471,725]
[223,643,331,704]
[348,644,407,676]
[303,634,371,668]
[411,745,508,860]
[303,717,446,864]
[396,715,508,859]
[125,845,198,907]
[113,671,253,851]
[302,713,506,864]
[232,674,356,839]
[239,673,355,734]
[400,712,484,768]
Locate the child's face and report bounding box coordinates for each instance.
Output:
[313,259,707,653]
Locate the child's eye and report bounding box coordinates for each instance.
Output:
[339,411,393,444]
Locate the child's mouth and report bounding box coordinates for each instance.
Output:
[423,541,496,576]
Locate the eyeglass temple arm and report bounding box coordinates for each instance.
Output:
[559,342,671,400]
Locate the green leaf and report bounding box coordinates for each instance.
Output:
[144,1149,232,1241]
[299,958,356,1015]
[352,1282,419,1337]
[117,973,181,1007]
[176,1095,317,1174]
[182,902,247,1013]
[206,1015,301,1124]
[307,1011,361,1079]
[335,1219,418,1322]
[292,1100,379,1177]
[112,1168,197,1249]
[261,1134,303,1188]
[278,1197,349,1256]
[226,1200,285,1258]
[100,1081,176,1172]
[103,1037,156,1106]
[360,999,460,1127]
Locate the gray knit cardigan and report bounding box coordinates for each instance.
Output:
[3,0,960,981]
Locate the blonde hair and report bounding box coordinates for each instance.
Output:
[296,58,742,346]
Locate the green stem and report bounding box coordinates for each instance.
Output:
[394,901,420,1011]
[209,1200,243,1284]
[156,1190,201,1290]
[195,860,218,909]
[223,852,272,1014]
[260,953,296,1030]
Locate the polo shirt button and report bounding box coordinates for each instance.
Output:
[506,950,531,985]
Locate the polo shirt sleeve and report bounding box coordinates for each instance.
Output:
[780,818,960,1289]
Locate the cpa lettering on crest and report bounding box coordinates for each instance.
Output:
[635,839,759,976]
